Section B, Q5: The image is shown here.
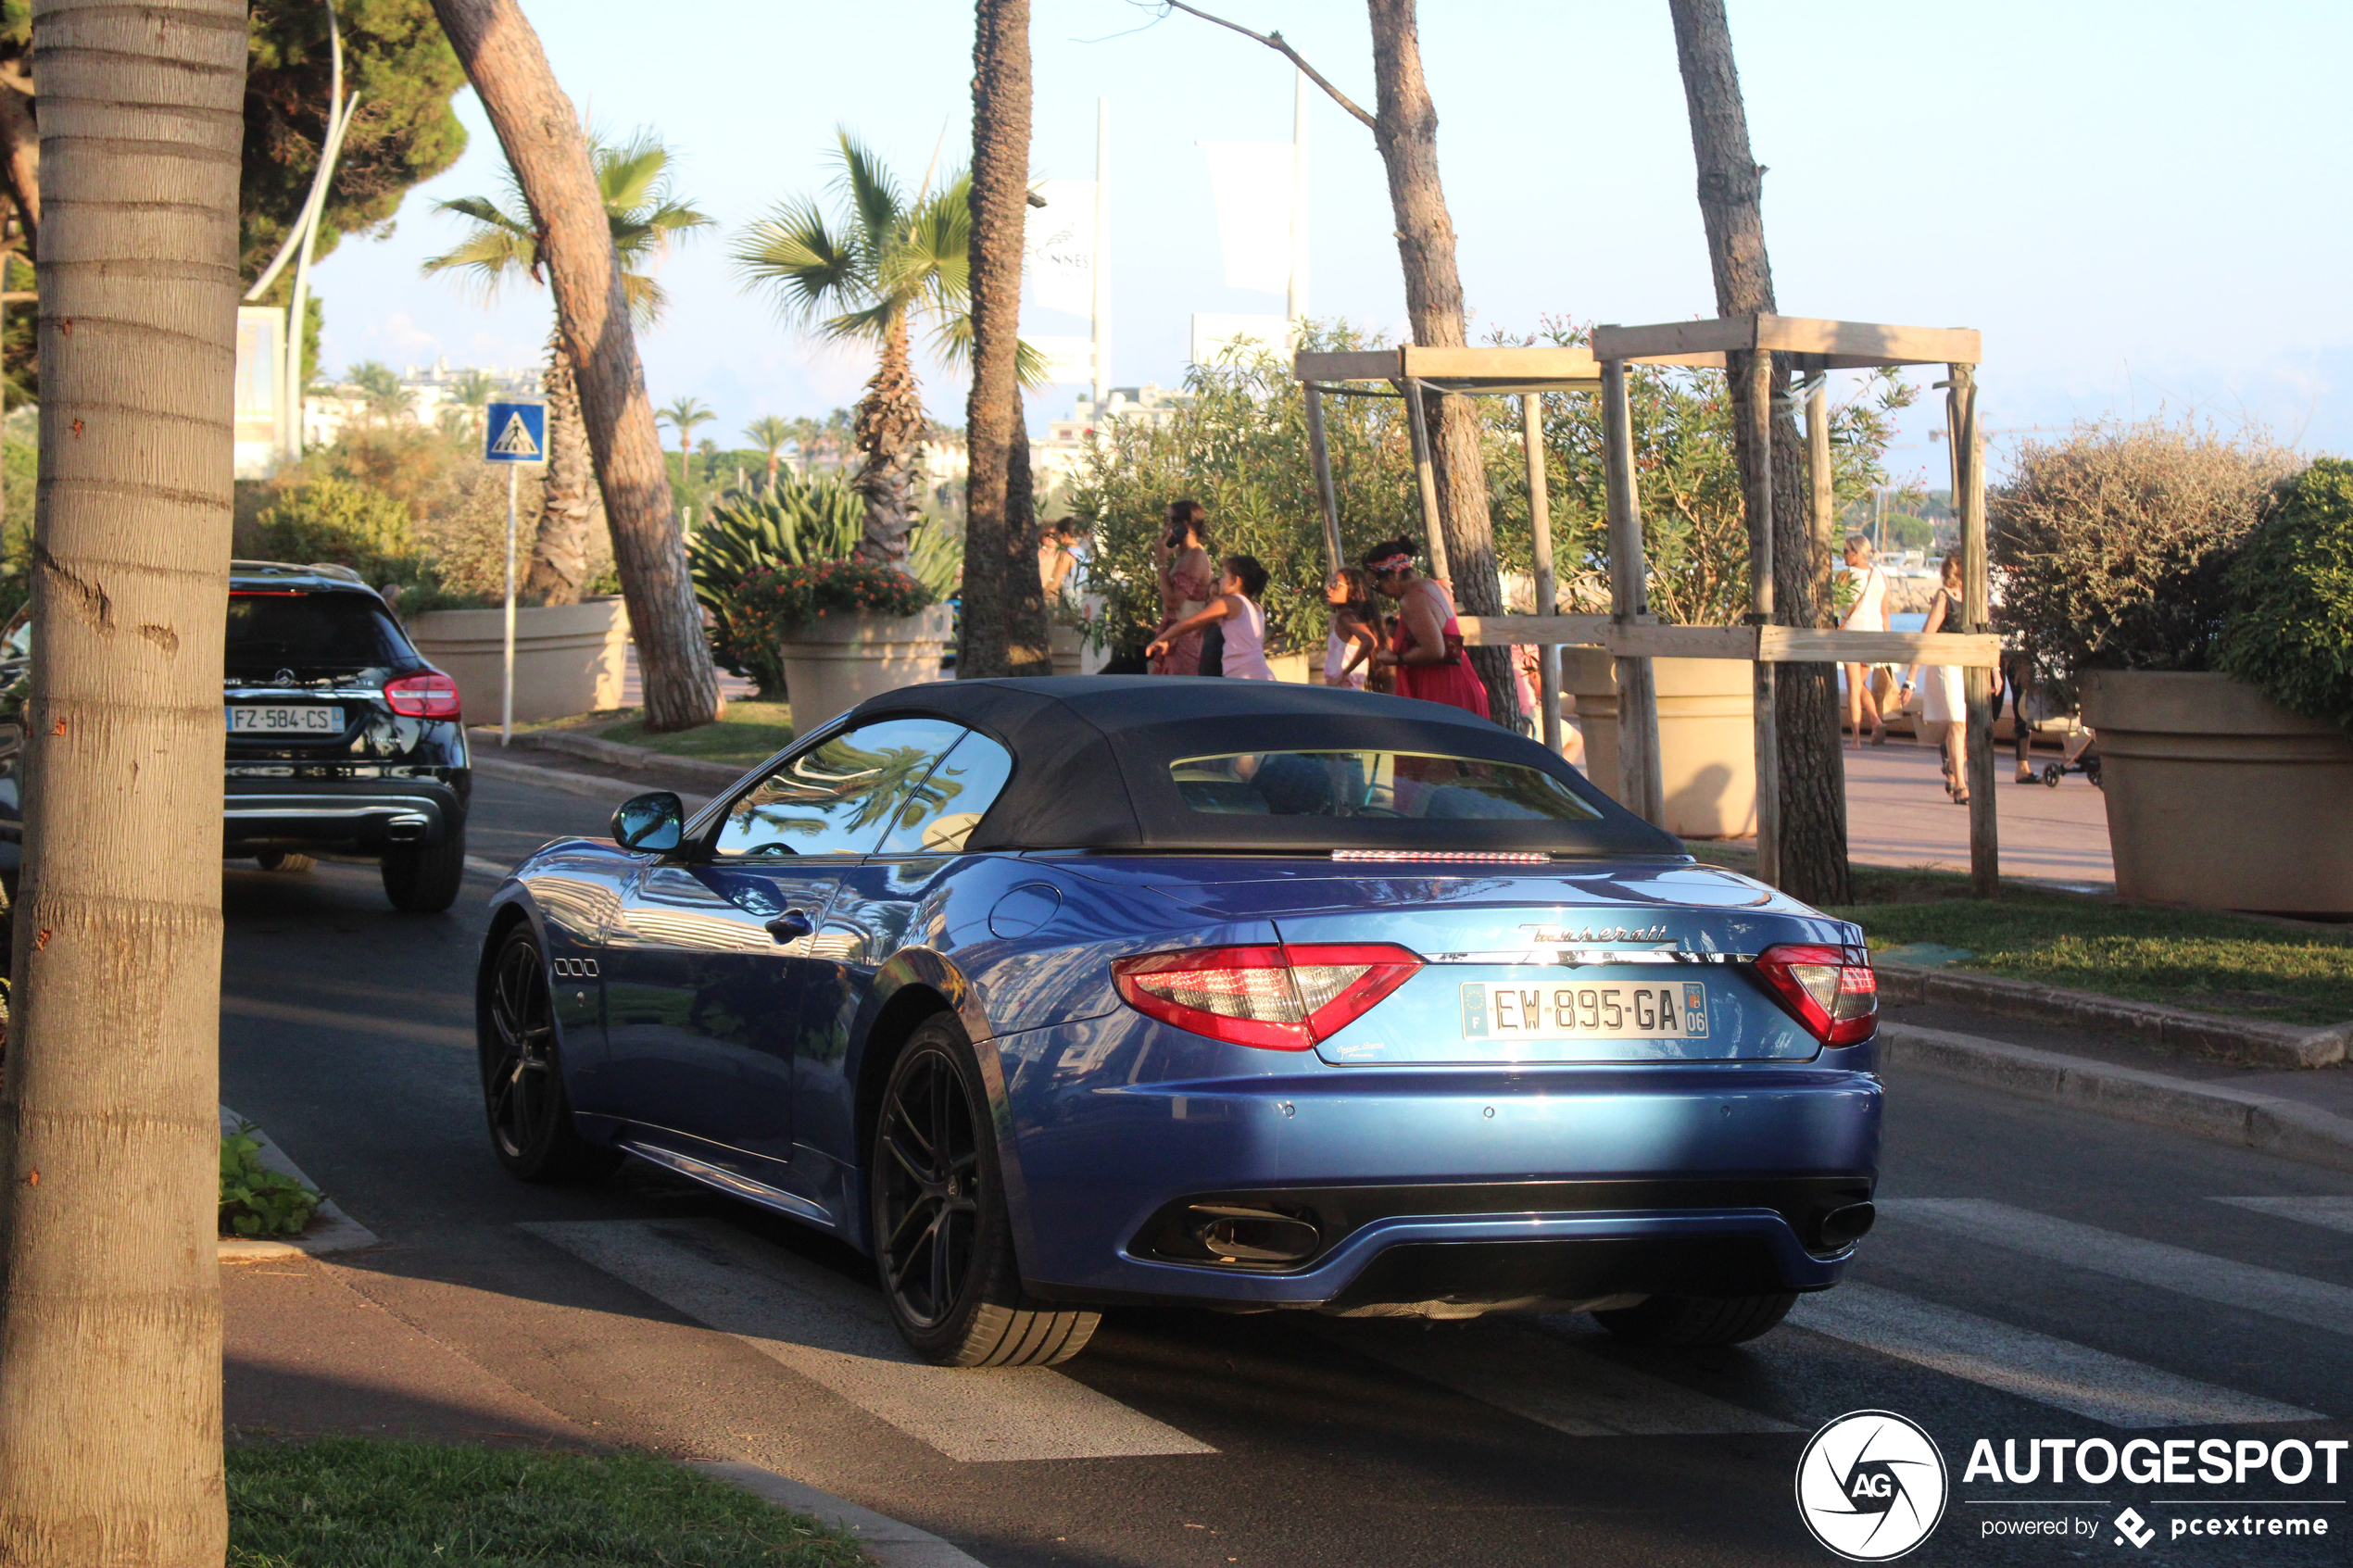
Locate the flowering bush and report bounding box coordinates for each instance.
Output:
[722,559,936,662]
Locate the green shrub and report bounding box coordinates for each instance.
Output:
[1991,417,2296,703]
[2217,457,2353,734]
[724,561,934,670]
[220,1121,321,1238]
[254,475,416,578]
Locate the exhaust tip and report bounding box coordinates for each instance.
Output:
[1818,1200,1877,1250]
[1187,1204,1322,1265]
[384,813,430,842]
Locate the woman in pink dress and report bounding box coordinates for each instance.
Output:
[1364,538,1490,719]
[1149,500,1215,676]
[1145,555,1276,679]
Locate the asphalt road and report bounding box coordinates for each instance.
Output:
[220,765,2353,1568]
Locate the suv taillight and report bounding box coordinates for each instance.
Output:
[384,671,460,720]
[1112,944,1423,1051]
[1752,944,1878,1047]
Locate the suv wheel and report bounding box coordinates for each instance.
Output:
[383,823,466,912]
[872,1014,1098,1367]
[256,850,316,873]
[480,924,621,1182]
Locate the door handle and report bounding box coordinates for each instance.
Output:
[764,909,813,943]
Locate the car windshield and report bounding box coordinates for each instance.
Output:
[225,590,414,678]
[1169,749,1603,822]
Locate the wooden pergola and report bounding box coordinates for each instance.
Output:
[1294,315,2005,894]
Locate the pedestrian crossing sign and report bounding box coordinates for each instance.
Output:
[484,400,547,464]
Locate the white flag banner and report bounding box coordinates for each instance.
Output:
[1198,141,1295,295]
[1026,335,1095,383]
[1190,313,1293,368]
[1025,179,1096,318]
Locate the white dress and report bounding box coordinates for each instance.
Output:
[1324,624,1366,688]
[1919,590,1966,723]
[1221,597,1277,681]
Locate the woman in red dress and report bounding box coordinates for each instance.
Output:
[1149,500,1216,676]
[1364,538,1490,719]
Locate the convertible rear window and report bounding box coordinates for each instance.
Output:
[1169,750,1603,822]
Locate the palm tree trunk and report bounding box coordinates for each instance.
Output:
[1668,0,1847,905]
[525,328,598,605]
[0,4,244,1562]
[1365,0,1517,731]
[852,310,925,568]
[959,0,1049,678]
[431,0,719,732]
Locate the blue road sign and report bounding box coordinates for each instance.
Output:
[484,400,547,463]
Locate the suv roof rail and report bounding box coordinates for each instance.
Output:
[303,562,368,583]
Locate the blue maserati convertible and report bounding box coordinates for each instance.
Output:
[477,678,1881,1367]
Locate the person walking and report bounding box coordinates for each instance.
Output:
[1147,554,1277,680]
[1323,567,1381,689]
[1150,500,1216,676]
[1836,533,1890,747]
[1364,538,1490,719]
[1038,518,1084,603]
[1919,551,1971,804]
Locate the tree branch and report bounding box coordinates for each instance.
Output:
[1161,0,1378,132]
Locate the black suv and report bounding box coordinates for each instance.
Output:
[0,560,472,912]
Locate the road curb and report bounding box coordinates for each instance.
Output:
[1879,1021,2353,1173]
[691,1460,989,1568]
[217,1107,379,1262]
[1876,961,2350,1071]
[498,727,748,789]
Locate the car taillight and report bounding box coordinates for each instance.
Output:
[1111,943,1423,1051]
[1752,943,1878,1047]
[384,671,460,720]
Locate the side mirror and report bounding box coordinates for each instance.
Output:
[611,791,685,853]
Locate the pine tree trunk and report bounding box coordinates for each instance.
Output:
[1365,0,1517,731]
[0,3,244,1562]
[431,0,719,732]
[960,0,1048,679]
[1667,0,1847,904]
[852,311,924,569]
[524,329,598,606]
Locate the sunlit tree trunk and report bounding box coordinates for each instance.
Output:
[959,0,1048,678]
[853,310,925,568]
[525,330,598,605]
[431,0,719,730]
[0,3,245,1562]
[1669,0,1847,904]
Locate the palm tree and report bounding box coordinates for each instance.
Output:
[347,359,414,423]
[422,129,713,604]
[732,133,973,567]
[744,414,794,486]
[658,395,715,470]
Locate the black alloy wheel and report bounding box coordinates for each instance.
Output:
[479,925,619,1183]
[871,1015,1098,1366]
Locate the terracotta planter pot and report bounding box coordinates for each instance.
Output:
[406,597,629,726]
[2080,670,2353,914]
[1561,649,1756,838]
[778,605,953,732]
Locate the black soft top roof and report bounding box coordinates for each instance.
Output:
[846,676,1683,857]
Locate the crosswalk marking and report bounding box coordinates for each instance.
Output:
[1315,1317,1795,1437]
[522,1218,1214,1463]
[2212,1196,2353,1236]
[1790,1281,2321,1428]
[1883,1198,2353,1338]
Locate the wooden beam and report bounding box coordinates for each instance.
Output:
[1757,628,2002,666]
[1399,378,1450,582]
[1743,345,1780,889]
[1303,382,1343,578]
[1521,393,1561,754]
[1403,345,1601,382]
[1593,317,1756,362]
[1600,357,1663,825]
[1455,616,1999,667]
[1953,362,1998,897]
[1457,614,1616,647]
[1592,313,1982,369]
[1293,349,1399,383]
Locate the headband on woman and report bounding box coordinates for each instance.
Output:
[1367,552,1415,574]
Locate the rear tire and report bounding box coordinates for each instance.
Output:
[871,1014,1099,1366]
[478,924,621,1183]
[1592,1291,1797,1347]
[384,824,466,912]
[256,850,316,872]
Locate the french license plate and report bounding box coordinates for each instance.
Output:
[1462,980,1709,1041]
[226,705,342,734]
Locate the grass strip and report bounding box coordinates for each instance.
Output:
[505,700,799,768]
[228,1437,870,1567]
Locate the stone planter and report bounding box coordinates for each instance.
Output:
[2080,670,2353,914]
[406,597,629,726]
[778,605,953,732]
[1562,649,1756,839]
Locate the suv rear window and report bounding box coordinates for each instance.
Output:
[1170,749,1603,822]
[226,590,415,677]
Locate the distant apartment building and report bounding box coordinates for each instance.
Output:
[1031,383,1189,496]
[300,358,539,452]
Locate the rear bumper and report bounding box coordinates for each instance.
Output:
[995,1012,1881,1311]
[223,772,468,849]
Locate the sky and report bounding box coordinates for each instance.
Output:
[309,0,2353,490]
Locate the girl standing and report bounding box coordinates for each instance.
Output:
[1837,534,1890,747]
[1919,551,1970,804]
[1146,555,1277,680]
[1322,567,1381,689]
[1364,538,1490,719]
